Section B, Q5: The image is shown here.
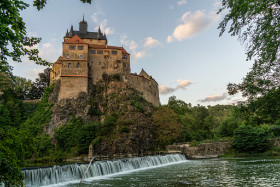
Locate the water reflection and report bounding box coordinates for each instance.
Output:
[66,158,280,187]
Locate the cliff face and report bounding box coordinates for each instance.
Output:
[45,75,156,157]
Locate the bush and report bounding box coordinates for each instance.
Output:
[270,125,280,137]
[55,117,97,154]
[232,125,272,153]
[119,126,130,133]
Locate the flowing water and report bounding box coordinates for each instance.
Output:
[21,155,280,186]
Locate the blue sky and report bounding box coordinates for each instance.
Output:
[12,0,253,105]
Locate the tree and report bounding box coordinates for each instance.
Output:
[152,106,183,149]
[0,0,92,70]
[218,0,280,98]
[232,125,272,154]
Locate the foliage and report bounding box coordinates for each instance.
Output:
[236,87,280,125]
[98,114,118,136]
[131,95,145,113]
[168,96,191,115]
[232,125,273,153]
[218,1,280,99]
[0,127,36,186]
[152,106,183,149]
[21,84,54,136]
[36,134,54,157]
[119,126,130,133]
[55,117,98,154]
[218,0,280,64]
[218,116,240,137]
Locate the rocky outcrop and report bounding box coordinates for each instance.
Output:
[44,76,156,156]
[166,141,231,159]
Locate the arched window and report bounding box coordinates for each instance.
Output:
[77,63,80,68]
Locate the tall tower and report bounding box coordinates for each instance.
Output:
[79,15,88,34]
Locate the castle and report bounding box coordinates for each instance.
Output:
[50,18,159,106]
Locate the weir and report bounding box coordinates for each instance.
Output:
[22,154,186,186]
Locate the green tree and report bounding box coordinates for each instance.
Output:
[232,125,272,154]
[168,96,191,115]
[152,106,183,149]
[218,0,280,98]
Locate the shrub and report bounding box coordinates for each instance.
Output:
[55,117,97,154]
[119,126,130,133]
[270,125,280,137]
[232,125,272,153]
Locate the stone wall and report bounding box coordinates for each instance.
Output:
[166,142,231,159]
[58,76,88,101]
[127,74,159,107]
[88,48,130,84]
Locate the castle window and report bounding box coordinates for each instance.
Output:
[68,63,71,68]
[97,50,103,54]
[78,46,84,50]
[122,55,127,59]
[123,63,127,67]
[69,45,76,50]
[77,63,80,68]
[99,61,101,65]
[67,54,69,59]
[90,50,96,54]
[112,51,117,54]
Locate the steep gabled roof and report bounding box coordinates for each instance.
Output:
[64,35,87,44]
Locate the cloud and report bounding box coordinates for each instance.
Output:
[39,42,59,62]
[159,80,193,95]
[200,93,228,102]
[143,37,159,48]
[91,12,114,35]
[167,10,219,43]
[121,35,160,60]
[177,80,192,89]
[177,0,187,6]
[159,85,176,95]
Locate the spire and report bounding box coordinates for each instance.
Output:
[98,26,101,34]
[83,14,84,21]
[66,29,68,34]
[70,25,73,32]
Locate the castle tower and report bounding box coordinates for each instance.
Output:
[50,17,159,107]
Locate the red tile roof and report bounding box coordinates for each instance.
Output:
[64,35,87,44]
[89,44,130,54]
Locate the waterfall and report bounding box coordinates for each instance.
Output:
[22,154,186,186]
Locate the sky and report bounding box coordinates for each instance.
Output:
[11,0,253,106]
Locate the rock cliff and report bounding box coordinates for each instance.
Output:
[44,75,156,157]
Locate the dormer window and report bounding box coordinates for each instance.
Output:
[67,54,69,59]
[77,63,80,68]
[69,45,76,50]
[78,46,84,50]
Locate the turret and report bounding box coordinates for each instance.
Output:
[69,25,74,37]
[79,15,88,34]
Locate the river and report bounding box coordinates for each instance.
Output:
[23,155,280,186]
